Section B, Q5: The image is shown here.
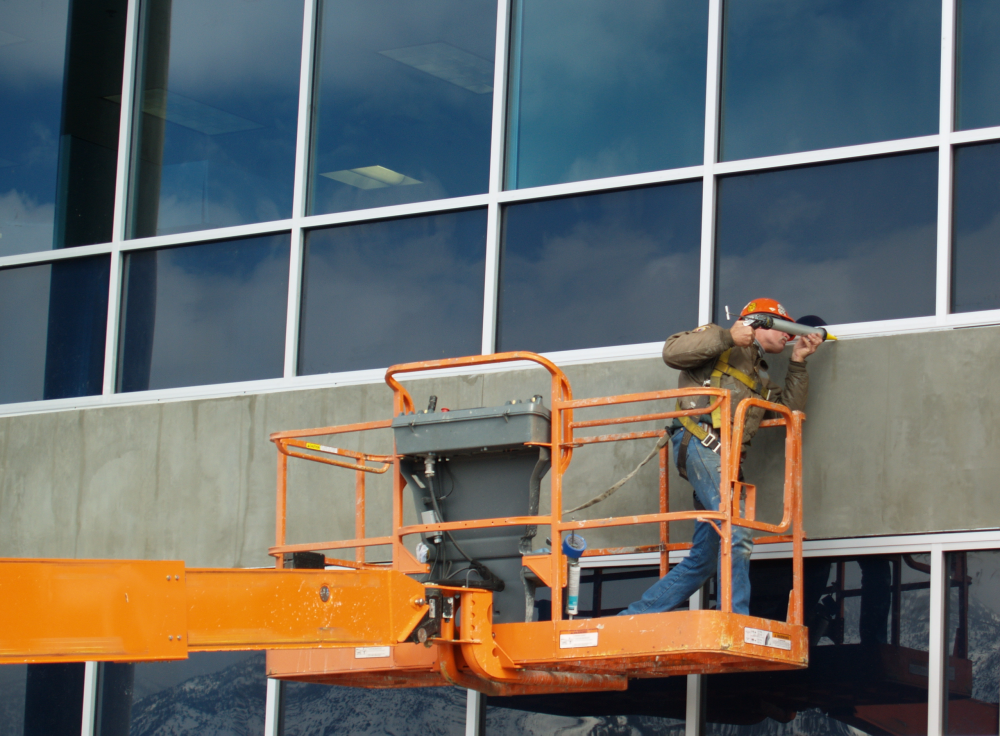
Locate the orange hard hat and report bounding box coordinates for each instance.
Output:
[740,298,792,322]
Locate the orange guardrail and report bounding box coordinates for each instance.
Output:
[268,351,805,627]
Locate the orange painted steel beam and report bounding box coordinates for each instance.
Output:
[0,561,429,664]
[0,559,188,665]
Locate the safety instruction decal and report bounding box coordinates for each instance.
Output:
[305,443,339,454]
[744,627,791,650]
[559,631,599,649]
[355,646,391,659]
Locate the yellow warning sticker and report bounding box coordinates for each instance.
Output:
[305,442,339,454]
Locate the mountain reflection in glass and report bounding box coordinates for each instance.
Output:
[956,0,1000,131]
[298,210,486,374]
[715,153,937,326]
[720,0,940,161]
[117,235,289,392]
[498,183,701,354]
[505,0,707,190]
[281,682,467,736]
[0,0,126,256]
[702,554,931,734]
[128,0,302,237]
[945,551,1000,735]
[309,0,496,215]
[952,142,1000,314]
[95,652,266,736]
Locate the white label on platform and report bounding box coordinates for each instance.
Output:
[559,631,599,649]
[744,627,791,651]
[355,646,391,659]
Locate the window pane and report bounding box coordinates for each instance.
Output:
[117,235,290,392]
[957,0,1000,131]
[121,653,265,735]
[280,683,466,735]
[0,255,110,404]
[498,183,701,354]
[0,664,27,736]
[23,664,85,736]
[128,0,302,237]
[720,0,940,162]
[298,210,486,374]
[946,551,1000,734]
[506,0,706,190]
[715,153,937,326]
[704,554,931,734]
[952,142,1000,314]
[0,1,125,255]
[309,0,496,216]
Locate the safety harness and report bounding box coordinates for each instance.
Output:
[674,348,769,480]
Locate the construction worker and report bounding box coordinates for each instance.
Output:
[619,299,823,616]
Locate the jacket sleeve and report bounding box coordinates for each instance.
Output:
[777,360,808,412]
[662,324,736,369]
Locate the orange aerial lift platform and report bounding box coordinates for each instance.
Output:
[0,352,808,697]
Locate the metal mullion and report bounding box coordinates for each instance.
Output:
[112,219,296,254]
[298,195,491,231]
[927,544,947,734]
[101,0,141,397]
[937,0,958,323]
[685,586,705,736]
[481,0,512,355]
[291,0,319,220]
[283,0,318,379]
[283,226,305,378]
[698,0,723,325]
[264,678,281,736]
[950,125,1000,145]
[0,242,115,269]
[111,0,141,242]
[712,135,940,177]
[495,165,704,204]
[101,250,124,395]
[80,661,98,736]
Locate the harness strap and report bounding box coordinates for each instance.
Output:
[709,348,767,427]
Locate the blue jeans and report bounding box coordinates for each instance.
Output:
[618,431,754,616]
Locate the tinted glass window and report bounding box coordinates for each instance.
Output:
[0,0,125,255]
[117,235,289,392]
[117,653,266,735]
[299,210,486,374]
[0,256,109,404]
[715,153,937,326]
[128,0,302,238]
[0,664,27,735]
[956,0,1000,131]
[309,0,496,216]
[280,683,466,735]
[952,142,1000,314]
[498,183,701,354]
[946,551,1000,734]
[22,664,85,736]
[506,0,706,190]
[720,0,940,162]
[704,554,931,734]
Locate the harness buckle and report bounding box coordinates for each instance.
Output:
[700,428,722,453]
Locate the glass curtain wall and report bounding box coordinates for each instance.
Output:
[7,0,1000,404]
[0,0,126,256]
[128,0,303,237]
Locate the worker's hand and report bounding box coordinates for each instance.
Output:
[791,333,823,362]
[730,319,755,348]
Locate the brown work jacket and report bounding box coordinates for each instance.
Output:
[663,323,809,448]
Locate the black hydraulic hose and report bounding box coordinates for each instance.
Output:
[520,447,550,554]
